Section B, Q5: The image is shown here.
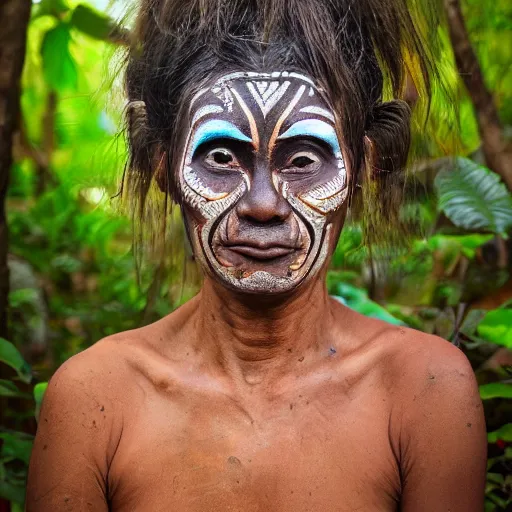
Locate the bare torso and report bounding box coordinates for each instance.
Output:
[108,312,400,511]
[26,292,487,512]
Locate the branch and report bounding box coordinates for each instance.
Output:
[443,0,512,191]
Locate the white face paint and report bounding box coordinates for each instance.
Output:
[178,71,348,294]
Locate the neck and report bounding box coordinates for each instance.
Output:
[193,273,339,387]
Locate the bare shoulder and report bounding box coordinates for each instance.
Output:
[381,324,479,405]
[372,322,486,467]
[334,302,476,392]
[357,318,481,409]
[335,304,482,421]
[44,295,199,417]
[361,323,488,510]
[38,331,147,435]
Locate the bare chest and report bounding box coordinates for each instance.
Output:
[108,379,401,512]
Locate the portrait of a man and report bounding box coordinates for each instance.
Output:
[22,0,489,510]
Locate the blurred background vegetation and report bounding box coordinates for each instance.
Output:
[0,0,511,510]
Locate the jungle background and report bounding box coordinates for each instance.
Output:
[0,0,511,510]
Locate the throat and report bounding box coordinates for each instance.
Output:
[195,276,335,386]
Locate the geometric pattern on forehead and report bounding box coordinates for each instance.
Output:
[194,71,321,114]
[246,80,291,118]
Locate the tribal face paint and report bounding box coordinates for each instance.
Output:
[178,72,348,294]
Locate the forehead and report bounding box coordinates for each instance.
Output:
[188,72,335,144]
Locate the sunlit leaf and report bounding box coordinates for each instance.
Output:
[477,309,512,348]
[34,382,49,422]
[480,382,512,400]
[0,338,31,384]
[435,157,512,236]
[332,283,405,326]
[41,23,78,93]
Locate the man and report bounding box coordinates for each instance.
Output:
[26,0,487,510]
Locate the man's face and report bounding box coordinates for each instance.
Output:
[178,72,349,294]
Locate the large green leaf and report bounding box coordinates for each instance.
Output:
[41,23,78,93]
[434,157,512,236]
[332,283,405,326]
[479,382,512,400]
[0,339,31,384]
[477,309,512,349]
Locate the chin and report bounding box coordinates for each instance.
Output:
[208,265,309,295]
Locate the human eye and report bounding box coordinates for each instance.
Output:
[282,151,321,174]
[204,148,240,169]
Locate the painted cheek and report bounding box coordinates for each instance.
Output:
[298,153,348,215]
[183,166,247,203]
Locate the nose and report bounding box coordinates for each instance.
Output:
[236,167,292,223]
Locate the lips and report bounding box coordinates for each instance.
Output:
[226,244,296,260]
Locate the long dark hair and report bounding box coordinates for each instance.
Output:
[122,0,450,258]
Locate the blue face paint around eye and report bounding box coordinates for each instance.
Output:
[277,119,341,154]
[191,119,252,155]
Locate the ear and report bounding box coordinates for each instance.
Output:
[349,100,411,224]
[364,99,412,177]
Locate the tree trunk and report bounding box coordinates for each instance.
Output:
[0,0,32,339]
[0,7,31,508]
[443,0,512,191]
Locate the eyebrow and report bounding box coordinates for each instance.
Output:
[299,106,335,123]
[277,119,341,153]
[191,105,224,127]
[190,119,252,154]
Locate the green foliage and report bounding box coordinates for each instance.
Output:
[0,339,31,384]
[435,158,512,236]
[0,380,30,400]
[480,383,512,400]
[332,283,405,326]
[427,233,494,260]
[478,309,512,349]
[0,339,45,506]
[35,0,70,18]
[34,383,48,422]
[488,424,512,444]
[41,23,78,93]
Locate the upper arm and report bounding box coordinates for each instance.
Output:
[398,336,487,512]
[26,346,124,512]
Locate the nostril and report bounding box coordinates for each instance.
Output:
[236,192,291,223]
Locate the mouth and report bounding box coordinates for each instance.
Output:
[225,243,297,261]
